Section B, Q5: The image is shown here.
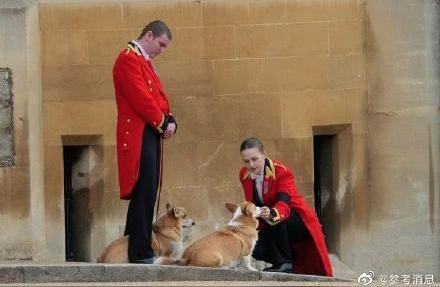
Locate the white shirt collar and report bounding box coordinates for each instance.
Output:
[250,169,264,180]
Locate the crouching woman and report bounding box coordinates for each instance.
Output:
[238,138,333,276]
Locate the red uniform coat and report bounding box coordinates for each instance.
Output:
[239,158,333,276]
[113,43,171,200]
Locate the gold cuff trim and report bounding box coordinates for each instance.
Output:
[271,208,281,222]
[155,115,165,134]
[263,218,279,226]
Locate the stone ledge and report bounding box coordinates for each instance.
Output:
[0,263,349,284]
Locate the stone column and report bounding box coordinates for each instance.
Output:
[366,0,439,275]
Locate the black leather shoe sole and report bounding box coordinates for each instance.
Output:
[130,257,156,264]
[263,263,292,273]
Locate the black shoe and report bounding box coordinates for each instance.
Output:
[263,263,292,273]
[130,257,157,264]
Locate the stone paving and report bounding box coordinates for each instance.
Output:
[0,263,351,286]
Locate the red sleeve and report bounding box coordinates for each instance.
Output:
[114,53,165,130]
[272,167,296,222]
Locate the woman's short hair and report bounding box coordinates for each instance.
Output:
[240,138,264,153]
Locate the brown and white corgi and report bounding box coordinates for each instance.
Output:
[155,201,261,271]
[98,203,194,263]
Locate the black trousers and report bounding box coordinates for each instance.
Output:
[124,125,160,262]
[252,211,310,265]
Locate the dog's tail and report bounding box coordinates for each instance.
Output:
[154,256,189,266]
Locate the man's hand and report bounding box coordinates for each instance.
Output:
[163,123,176,139]
[260,206,271,220]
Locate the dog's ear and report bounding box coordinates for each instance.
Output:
[243,203,254,216]
[225,203,238,213]
[173,206,186,218]
[166,203,174,216]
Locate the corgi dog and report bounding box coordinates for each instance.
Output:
[98,203,194,263]
[155,201,261,271]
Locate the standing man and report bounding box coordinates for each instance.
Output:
[113,20,177,264]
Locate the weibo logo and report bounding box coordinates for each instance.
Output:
[357,271,374,285]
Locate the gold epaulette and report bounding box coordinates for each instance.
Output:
[125,44,141,56]
[264,158,276,180]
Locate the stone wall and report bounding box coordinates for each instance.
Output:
[365,0,440,275]
[0,5,32,260]
[0,0,437,279]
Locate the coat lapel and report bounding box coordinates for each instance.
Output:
[128,42,165,94]
[243,178,254,202]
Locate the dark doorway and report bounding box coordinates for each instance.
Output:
[63,145,91,262]
[313,135,339,255]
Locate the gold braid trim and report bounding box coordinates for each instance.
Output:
[155,115,165,134]
[263,208,281,226]
[265,158,276,180]
[125,44,141,56]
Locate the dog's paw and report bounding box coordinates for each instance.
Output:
[244,266,258,272]
[153,257,163,265]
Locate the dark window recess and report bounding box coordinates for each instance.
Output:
[314,135,334,224]
[63,145,91,262]
[0,68,14,167]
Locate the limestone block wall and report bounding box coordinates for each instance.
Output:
[1,0,437,278]
[38,0,368,265]
[0,0,43,262]
[40,2,124,261]
[366,0,440,275]
[0,6,32,260]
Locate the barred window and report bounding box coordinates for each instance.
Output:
[0,68,14,167]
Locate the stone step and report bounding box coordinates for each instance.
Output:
[0,282,363,287]
[0,281,360,287]
[0,263,350,285]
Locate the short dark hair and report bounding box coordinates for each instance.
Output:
[240,138,264,153]
[138,20,172,40]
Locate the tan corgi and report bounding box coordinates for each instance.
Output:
[98,203,194,263]
[155,201,261,271]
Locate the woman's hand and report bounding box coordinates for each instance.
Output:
[260,206,271,220]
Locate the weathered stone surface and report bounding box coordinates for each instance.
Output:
[157,265,260,281]
[103,264,160,282]
[0,266,24,283]
[23,265,104,283]
[0,264,346,284]
[0,0,438,281]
